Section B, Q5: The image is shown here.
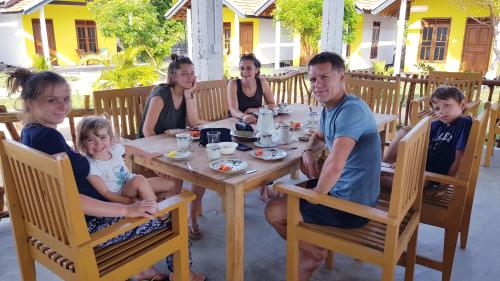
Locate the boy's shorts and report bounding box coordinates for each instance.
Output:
[299,179,369,229]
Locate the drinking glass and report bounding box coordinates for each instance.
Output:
[307,111,320,130]
[207,131,221,144]
[176,133,192,149]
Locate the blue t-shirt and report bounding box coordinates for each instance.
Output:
[426,116,472,175]
[319,95,381,206]
[20,124,107,202]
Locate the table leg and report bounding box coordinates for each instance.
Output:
[226,185,245,281]
[290,162,300,180]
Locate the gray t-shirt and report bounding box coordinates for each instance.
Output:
[139,84,187,138]
[319,95,381,206]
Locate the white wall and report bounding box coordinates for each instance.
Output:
[349,14,398,70]
[256,18,294,65]
[0,14,30,67]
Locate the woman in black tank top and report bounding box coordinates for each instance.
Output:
[227,54,278,202]
[227,54,276,124]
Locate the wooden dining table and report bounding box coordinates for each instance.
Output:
[125,103,397,281]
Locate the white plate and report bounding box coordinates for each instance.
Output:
[166,150,192,160]
[164,128,186,136]
[209,159,248,173]
[254,140,278,148]
[231,130,257,139]
[277,109,292,114]
[253,111,278,117]
[251,148,287,160]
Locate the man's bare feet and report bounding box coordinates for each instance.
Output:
[298,250,325,281]
[168,271,206,281]
[134,268,169,280]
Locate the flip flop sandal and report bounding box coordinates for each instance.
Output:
[138,272,170,281]
[189,225,203,240]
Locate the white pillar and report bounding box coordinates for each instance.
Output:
[39,7,50,62]
[231,13,240,66]
[191,0,224,81]
[186,8,193,59]
[274,21,281,69]
[393,0,407,75]
[320,0,344,54]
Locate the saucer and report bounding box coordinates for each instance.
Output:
[166,150,192,160]
[254,140,278,148]
[209,159,248,173]
[251,148,287,160]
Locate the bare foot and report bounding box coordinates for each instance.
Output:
[298,250,326,281]
[259,186,280,202]
[168,271,206,281]
[134,268,169,280]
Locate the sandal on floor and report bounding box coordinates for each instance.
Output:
[189,225,203,240]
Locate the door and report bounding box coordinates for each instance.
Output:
[32,19,58,65]
[460,18,493,73]
[239,22,253,55]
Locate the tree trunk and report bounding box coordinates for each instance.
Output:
[485,15,500,79]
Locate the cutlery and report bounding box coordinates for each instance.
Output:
[219,169,257,180]
[184,161,193,171]
[283,146,298,151]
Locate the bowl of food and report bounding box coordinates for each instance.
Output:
[220,142,238,154]
[290,121,302,130]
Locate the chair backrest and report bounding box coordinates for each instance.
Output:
[0,132,90,249]
[193,80,229,121]
[0,105,21,141]
[452,105,489,184]
[346,77,400,115]
[460,104,490,201]
[266,71,314,105]
[388,117,430,218]
[426,71,483,103]
[93,85,154,139]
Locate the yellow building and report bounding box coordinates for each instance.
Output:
[404,0,494,74]
[166,0,300,68]
[0,0,115,67]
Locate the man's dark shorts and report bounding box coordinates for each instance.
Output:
[299,179,368,228]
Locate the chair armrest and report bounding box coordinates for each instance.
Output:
[465,100,480,110]
[274,183,395,225]
[83,191,195,247]
[424,171,468,188]
[410,96,428,105]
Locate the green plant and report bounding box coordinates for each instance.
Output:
[31,55,51,71]
[372,60,394,76]
[79,52,111,65]
[93,48,158,90]
[414,62,436,74]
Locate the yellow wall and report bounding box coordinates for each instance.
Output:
[22,1,115,66]
[404,0,490,73]
[222,8,260,55]
[346,13,364,69]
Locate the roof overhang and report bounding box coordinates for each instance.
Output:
[165,0,246,20]
[0,0,54,15]
[253,0,273,16]
[371,0,399,15]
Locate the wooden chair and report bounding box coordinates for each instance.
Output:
[409,71,482,126]
[484,102,499,167]
[276,117,431,281]
[383,104,490,281]
[193,80,229,122]
[346,77,400,141]
[94,86,154,139]
[0,131,194,281]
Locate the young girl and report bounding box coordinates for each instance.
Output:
[77,116,176,204]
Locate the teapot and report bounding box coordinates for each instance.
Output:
[255,105,274,135]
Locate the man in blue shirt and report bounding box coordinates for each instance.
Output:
[265,52,381,281]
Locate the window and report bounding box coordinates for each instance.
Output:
[418,18,451,62]
[75,20,98,53]
[370,22,381,59]
[223,22,231,55]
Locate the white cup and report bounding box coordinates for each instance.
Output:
[176,133,192,149]
[278,102,288,112]
[259,132,273,146]
[206,143,221,159]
